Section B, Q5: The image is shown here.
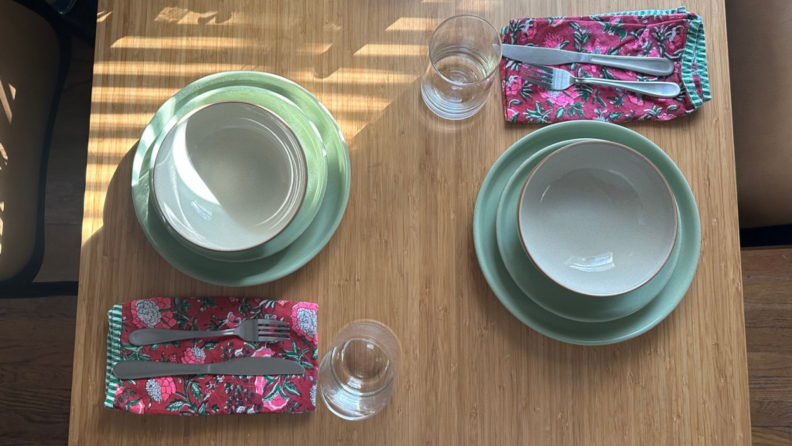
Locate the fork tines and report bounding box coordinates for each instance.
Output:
[257,319,291,341]
[520,63,554,88]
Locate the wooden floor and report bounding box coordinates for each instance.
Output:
[0,34,790,446]
[743,248,792,446]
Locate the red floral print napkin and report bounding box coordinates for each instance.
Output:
[501,6,710,123]
[105,297,318,415]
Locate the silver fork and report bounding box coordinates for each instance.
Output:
[521,63,681,98]
[128,318,291,346]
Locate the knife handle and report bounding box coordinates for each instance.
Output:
[584,54,675,77]
[113,360,208,379]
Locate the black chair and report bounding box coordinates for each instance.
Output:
[0,0,78,297]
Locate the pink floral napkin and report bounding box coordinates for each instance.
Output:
[501,6,710,123]
[105,297,318,415]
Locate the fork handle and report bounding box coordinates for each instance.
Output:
[129,328,236,346]
[576,78,681,98]
[584,54,674,76]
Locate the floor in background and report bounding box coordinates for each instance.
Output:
[0,32,790,446]
[743,248,792,446]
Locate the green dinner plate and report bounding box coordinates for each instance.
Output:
[473,121,701,345]
[495,138,681,323]
[148,86,328,261]
[132,71,351,286]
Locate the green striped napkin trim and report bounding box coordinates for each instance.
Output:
[603,6,710,109]
[104,305,123,409]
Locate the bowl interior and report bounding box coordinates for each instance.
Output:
[153,101,308,252]
[518,140,677,297]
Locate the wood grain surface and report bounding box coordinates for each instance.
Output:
[69,1,750,445]
[0,296,75,446]
[744,248,792,445]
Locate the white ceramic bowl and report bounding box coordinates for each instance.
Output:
[517,140,678,297]
[152,101,308,252]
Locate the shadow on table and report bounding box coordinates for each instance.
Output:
[79,146,316,432]
[82,145,312,298]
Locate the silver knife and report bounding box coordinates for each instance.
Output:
[113,358,305,379]
[502,44,674,76]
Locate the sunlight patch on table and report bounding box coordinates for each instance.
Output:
[81,218,103,242]
[153,6,298,29]
[91,86,179,104]
[354,44,426,57]
[111,36,261,51]
[91,66,415,90]
[90,112,154,131]
[315,67,418,140]
[317,68,417,85]
[85,138,143,155]
[385,17,440,32]
[298,43,334,56]
[94,61,256,78]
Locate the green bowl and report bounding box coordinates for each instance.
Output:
[148,86,328,261]
[473,121,700,345]
[495,138,681,323]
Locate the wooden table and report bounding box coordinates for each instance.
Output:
[69,1,751,444]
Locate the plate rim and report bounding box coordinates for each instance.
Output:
[473,121,701,345]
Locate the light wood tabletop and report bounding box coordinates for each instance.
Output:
[70,0,751,444]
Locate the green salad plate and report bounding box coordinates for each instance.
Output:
[132,71,351,286]
[473,121,701,345]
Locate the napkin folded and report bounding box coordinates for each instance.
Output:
[105,297,318,415]
[501,6,710,123]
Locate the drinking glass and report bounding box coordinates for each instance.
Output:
[318,320,400,420]
[420,15,502,120]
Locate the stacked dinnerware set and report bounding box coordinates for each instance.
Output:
[131,72,351,287]
[473,120,701,345]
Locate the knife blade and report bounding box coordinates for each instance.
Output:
[502,44,674,76]
[113,358,306,379]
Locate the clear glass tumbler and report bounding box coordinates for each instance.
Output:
[420,15,502,120]
[318,320,400,420]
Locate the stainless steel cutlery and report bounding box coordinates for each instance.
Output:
[128,318,291,346]
[120,319,300,380]
[113,357,306,379]
[502,44,675,76]
[520,63,681,98]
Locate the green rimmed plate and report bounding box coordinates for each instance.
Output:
[132,71,351,286]
[495,138,681,323]
[149,86,328,261]
[473,121,701,345]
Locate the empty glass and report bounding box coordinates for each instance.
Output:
[420,15,502,120]
[318,320,400,420]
